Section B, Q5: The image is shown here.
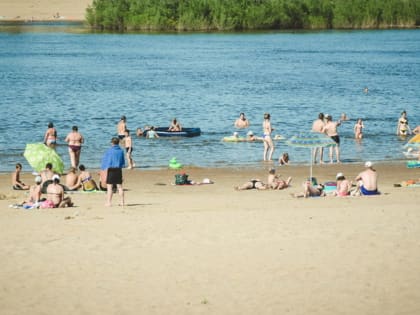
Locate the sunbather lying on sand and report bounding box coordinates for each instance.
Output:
[235,179,268,190]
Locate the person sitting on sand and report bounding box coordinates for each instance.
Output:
[279,152,290,166]
[46,175,73,208]
[65,167,79,190]
[334,172,352,197]
[71,165,98,191]
[22,175,43,207]
[168,118,182,132]
[267,168,292,190]
[235,179,268,190]
[354,161,379,195]
[12,163,29,190]
[293,180,325,198]
[40,163,55,193]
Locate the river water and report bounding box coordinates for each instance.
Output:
[0,24,419,172]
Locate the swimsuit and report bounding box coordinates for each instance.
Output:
[126,147,133,153]
[360,185,379,196]
[69,145,81,152]
[330,135,340,144]
[106,168,123,185]
[118,135,125,140]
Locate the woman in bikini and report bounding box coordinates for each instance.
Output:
[396,110,412,136]
[262,113,275,161]
[65,125,84,168]
[74,164,98,191]
[44,122,57,149]
[46,175,73,208]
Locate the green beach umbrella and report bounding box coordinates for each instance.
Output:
[286,132,336,180]
[23,143,65,174]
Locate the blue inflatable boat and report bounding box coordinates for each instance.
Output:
[147,127,201,138]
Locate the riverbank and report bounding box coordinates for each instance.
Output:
[0,0,91,22]
[1,162,420,314]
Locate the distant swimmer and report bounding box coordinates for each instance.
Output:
[364,87,369,94]
[234,113,250,129]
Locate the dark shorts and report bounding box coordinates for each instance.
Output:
[69,145,81,152]
[106,168,123,185]
[118,135,125,140]
[126,147,133,153]
[330,135,340,144]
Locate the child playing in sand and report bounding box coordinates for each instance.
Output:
[334,172,352,197]
[267,168,292,190]
[12,163,29,190]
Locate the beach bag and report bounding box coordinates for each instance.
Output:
[175,173,189,185]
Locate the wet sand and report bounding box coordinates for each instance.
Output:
[1,162,420,314]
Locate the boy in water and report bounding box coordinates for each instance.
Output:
[125,129,135,169]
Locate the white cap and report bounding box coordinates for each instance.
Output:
[233,132,239,137]
[247,130,254,136]
[52,174,60,181]
[336,172,344,179]
[35,175,42,183]
[365,161,373,168]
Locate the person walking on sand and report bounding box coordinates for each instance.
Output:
[125,129,135,169]
[44,122,57,149]
[322,114,342,163]
[354,118,364,139]
[65,125,84,168]
[262,113,274,161]
[234,113,250,129]
[312,113,325,164]
[101,137,125,207]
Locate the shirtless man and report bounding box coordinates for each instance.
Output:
[312,113,325,164]
[355,161,379,195]
[234,113,250,129]
[263,113,274,161]
[65,126,84,168]
[322,115,342,163]
[46,175,73,207]
[117,115,127,141]
[12,163,29,190]
[44,122,57,149]
[65,167,79,190]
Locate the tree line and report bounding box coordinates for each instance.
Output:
[85,0,420,31]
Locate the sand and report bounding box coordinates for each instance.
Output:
[1,162,420,315]
[0,0,91,21]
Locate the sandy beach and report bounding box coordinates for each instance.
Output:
[1,162,420,315]
[0,0,91,21]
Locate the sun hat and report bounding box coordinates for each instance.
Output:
[365,161,373,168]
[336,172,344,179]
[52,174,60,181]
[35,176,42,183]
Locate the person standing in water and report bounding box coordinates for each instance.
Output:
[312,113,325,164]
[354,118,364,139]
[124,129,135,169]
[44,122,57,149]
[234,113,250,129]
[262,113,274,161]
[323,114,342,163]
[65,125,84,168]
[396,110,411,136]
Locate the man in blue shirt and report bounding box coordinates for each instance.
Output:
[101,137,125,207]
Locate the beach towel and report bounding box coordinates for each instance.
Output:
[407,160,420,168]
